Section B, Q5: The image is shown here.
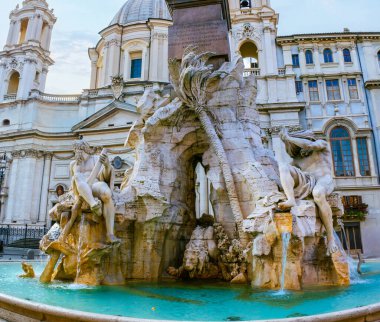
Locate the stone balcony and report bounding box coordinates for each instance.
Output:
[243,68,260,77]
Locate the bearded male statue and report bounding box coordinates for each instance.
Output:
[278,128,338,255]
[70,139,119,244]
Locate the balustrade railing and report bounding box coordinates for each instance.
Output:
[3,94,17,101]
[0,224,47,248]
[278,68,286,75]
[243,68,260,77]
[37,92,81,103]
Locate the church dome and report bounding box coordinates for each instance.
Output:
[110,0,171,25]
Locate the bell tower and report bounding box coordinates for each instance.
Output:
[0,0,56,102]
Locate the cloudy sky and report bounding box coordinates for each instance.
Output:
[0,0,379,94]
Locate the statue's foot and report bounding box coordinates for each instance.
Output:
[106,234,120,245]
[91,201,102,217]
[327,239,339,256]
[278,199,296,210]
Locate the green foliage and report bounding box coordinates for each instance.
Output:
[343,209,367,221]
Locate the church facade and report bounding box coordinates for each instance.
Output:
[0,0,379,257]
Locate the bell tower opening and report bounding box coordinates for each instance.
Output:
[18,19,29,44]
[7,71,20,96]
[239,41,259,76]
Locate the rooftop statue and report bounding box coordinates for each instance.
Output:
[278,127,338,255]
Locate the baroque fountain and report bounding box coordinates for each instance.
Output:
[2,47,374,322]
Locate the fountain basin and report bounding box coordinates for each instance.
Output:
[1,262,380,321]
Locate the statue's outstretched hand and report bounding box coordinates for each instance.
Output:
[99,154,110,167]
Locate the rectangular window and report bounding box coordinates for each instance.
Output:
[292,54,300,67]
[348,78,359,100]
[130,58,142,79]
[308,80,319,101]
[295,81,303,93]
[326,79,341,101]
[337,222,362,253]
[357,137,370,176]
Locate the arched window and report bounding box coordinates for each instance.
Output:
[305,50,313,64]
[7,71,20,95]
[324,48,333,63]
[2,119,10,126]
[343,48,352,63]
[239,41,259,76]
[240,0,251,8]
[330,127,355,177]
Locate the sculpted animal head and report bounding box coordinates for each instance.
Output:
[183,246,209,278]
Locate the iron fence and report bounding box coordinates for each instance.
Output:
[0,224,48,248]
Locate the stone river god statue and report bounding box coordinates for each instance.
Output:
[278,127,338,255]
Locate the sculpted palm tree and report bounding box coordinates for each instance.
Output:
[169,46,248,245]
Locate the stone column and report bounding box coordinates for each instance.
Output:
[6,20,16,46]
[44,25,53,50]
[31,155,45,223]
[105,39,121,84]
[149,32,159,81]
[12,150,40,223]
[0,63,7,102]
[264,26,275,75]
[351,138,361,177]
[350,45,360,71]
[337,46,345,72]
[0,158,12,223]
[38,153,52,224]
[12,20,21,44]
[18,57,37,99]
[33,14,43,41]
[39,68,48,92]
[25,16,34,41]
[89,49,98,89]
[5,154,19,223]
[341,76,350,111]
[366,137,377,177]
[282,45,293,75]
[313,45,321,73]
[362,42,377,80]
[299,48,307,74]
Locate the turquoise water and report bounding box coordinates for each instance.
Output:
[1,262,380,321]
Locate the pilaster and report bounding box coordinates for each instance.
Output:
[38,153,53,223]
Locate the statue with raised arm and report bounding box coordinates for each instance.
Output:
[278,128,338,255]
[70,139,119,244]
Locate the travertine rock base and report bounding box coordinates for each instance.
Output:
[245,196,349,290]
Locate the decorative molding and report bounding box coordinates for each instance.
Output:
[151,32,168,40]
[266,125,302,135]
[232,23,262,44]
[11,149,45,159]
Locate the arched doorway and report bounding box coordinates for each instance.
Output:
[7,71,20,96]
[239,41,259,76]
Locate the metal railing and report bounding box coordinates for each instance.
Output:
[0,224,47,248]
